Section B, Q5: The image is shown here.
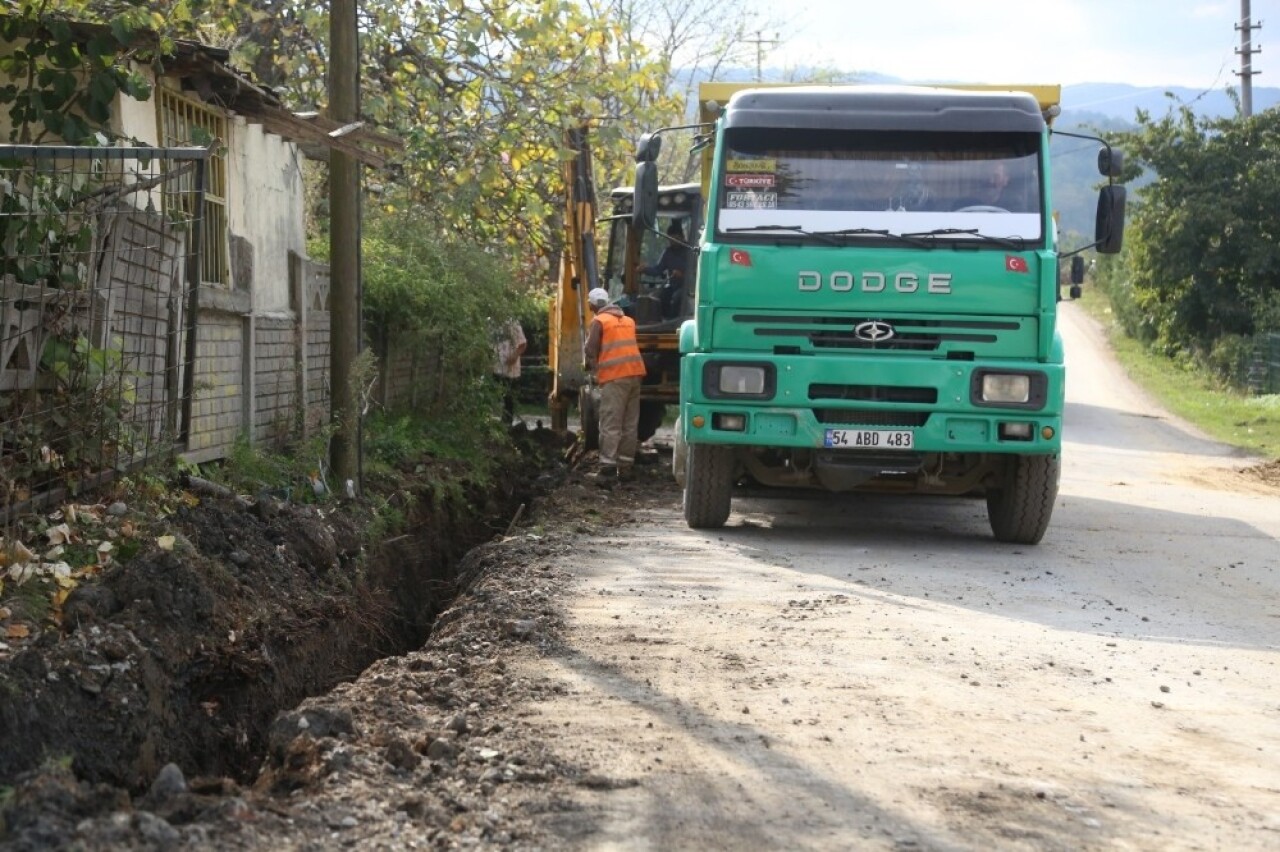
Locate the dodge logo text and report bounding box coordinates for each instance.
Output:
[798,271,952,294]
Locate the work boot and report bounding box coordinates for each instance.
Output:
[590,465,617,488]
[617,465,635,482]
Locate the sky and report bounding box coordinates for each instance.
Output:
[761,0,1273,91]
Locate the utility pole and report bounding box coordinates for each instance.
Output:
[1236,0,1262,117]
[330,0,360,490]
[746,31,779,82]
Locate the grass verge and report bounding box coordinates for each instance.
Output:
[1076,288,1279,458]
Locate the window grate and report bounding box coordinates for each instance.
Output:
[157,88,227,287]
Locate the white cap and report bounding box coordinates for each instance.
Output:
[587,288,610,308]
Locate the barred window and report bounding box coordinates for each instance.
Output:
[157,88,228,287]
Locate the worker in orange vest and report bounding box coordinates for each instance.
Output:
[584,287,647,484]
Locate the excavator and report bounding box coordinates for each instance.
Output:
[547,125,701,447]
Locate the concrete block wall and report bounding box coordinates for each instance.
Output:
[188,312,244,459]
[305,313,330,435]
[253,315,297,446]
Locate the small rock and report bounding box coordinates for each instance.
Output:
[384,739,420,771]
[1159,685,1170,693]
[63,584,119,626]
[501,619,537,640]
[134,811,180,845]
[427,738,458,761]
[447,713,469,734]
[228,550,251,567]
[150,763,187,800]
[106,501,128,517]
[77,668,106,695]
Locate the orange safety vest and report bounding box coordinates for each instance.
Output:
[593,312,646,384]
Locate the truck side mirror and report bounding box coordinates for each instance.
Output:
[1070,255,1085,285]
[633,161,658,231]
[1095,185,1126,254]
[635,133,662,164]
[1097,146,1124,177]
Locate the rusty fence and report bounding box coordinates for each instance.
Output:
[0,145,208,521]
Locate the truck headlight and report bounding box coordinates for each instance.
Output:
[720,365,766,395]
[702,362,775,400]
[981,373,1031,404]
[970,370,1047,409]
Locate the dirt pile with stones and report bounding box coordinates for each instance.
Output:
[0,422,599,850]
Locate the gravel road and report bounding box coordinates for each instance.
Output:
[32,303,1274,851]
[510,303,1280,850]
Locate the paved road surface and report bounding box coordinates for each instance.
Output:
[516,303,1280,850]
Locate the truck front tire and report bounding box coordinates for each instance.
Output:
[684,443,735,529]
[638,401,666,443]
[986,454,1060,544]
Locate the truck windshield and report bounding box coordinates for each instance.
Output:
[716,128,1043,246]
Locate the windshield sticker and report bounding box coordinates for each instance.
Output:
[726,158,776,172]
[725,174,776,189]
[726,191,778,209]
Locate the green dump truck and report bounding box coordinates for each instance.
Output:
[632,84,1125,543]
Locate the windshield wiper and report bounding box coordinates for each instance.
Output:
[902,228,1028,249]
[723,225,841,246]
[813,228,932,248]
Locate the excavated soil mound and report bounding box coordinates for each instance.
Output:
[0,423,573,849]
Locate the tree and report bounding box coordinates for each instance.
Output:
[0,1,166,143]
[1106,99,1280,358]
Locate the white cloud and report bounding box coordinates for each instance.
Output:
[1191,3,1231,18]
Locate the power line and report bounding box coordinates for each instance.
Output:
[744,31,778,82]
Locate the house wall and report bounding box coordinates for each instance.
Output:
[226,116,306,314]
[0,52,334,473]
[115,90,160,145]
[122,77,314,462]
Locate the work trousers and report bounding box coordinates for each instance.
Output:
[598,375,642,468]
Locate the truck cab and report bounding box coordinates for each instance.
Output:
[642,84,1124,543]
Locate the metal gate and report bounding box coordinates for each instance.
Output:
[0,145,208,520]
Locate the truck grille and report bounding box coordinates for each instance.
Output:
[733,313,1023,354]
[810,384,937,404]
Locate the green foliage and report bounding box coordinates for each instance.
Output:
[360,208,537,437]
[0,169,98,287]
[1079,286,1280,455]
[0,331,135,505]
[180,0,675,256]
[211,430,335,501]
[1106,101,1280,358]
[0,2,164,144]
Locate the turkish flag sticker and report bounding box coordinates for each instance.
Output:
[730,249,753,267]
[1005,255,1029,273]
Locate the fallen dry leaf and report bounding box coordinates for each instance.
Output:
[46,524,73,546]
[6,623,30,639]
[2,540,36,567]
[157,535,176,551]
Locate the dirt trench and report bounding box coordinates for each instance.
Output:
[0,424,569,800]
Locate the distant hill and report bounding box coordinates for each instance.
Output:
[1061,82,1279,122]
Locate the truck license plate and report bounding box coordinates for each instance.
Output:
[823,429,914,450]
